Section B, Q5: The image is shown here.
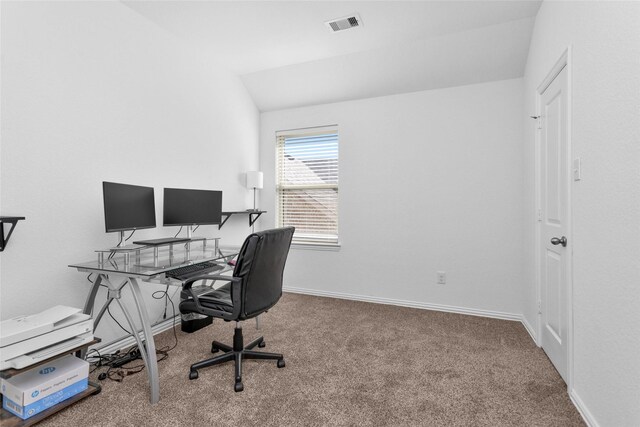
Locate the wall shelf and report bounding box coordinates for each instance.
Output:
[219,211,266,229]
[0,216,25,252]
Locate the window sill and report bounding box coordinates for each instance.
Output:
[291,242,341,251]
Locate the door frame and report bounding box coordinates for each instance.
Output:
[534,46,574,390]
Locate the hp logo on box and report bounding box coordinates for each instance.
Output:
[39,367,56,375]
[31,390,40,398]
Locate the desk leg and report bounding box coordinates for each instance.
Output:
[112,297,149,372]
[82,274,103,317]
[79,275,103,359]
[79,273,160,404]
[128,278,160,404]
[92,279,128,328]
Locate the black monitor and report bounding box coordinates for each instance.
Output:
[102,182,156,233]
[163,188,223,226]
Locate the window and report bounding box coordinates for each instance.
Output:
[276,126,339,246]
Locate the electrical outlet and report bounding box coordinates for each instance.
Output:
[437,271,446,285]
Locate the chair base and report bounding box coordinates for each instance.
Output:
[188,326,285,392]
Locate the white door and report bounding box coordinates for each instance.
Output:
[539,64,569,382]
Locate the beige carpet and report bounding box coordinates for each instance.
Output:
[40,293,584,426]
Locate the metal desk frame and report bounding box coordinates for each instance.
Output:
[70,243,237,404]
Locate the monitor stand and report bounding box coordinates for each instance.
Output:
[184,226,219,256]
[185,226,193,258]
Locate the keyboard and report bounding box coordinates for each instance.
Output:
[165,261,223,281]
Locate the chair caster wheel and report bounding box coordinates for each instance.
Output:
[234,382,244,392]
[277,358,285,368]
[211,345,219,353]
[189,370,199,380]
[258,340,266,348]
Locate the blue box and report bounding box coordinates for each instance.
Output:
[2,377,88,420]
[1,355,89,420]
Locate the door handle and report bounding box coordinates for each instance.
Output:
[550,236,567,247]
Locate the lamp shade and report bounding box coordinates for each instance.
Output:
[246,171,263,189]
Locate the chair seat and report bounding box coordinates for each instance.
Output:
[180,283,233,314]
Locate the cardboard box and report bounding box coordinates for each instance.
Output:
[1,355,89,420]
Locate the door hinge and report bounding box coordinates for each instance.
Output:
[537,301,542,314]
[537,209,542,222]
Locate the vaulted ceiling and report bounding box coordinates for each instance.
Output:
[125,1,541,111]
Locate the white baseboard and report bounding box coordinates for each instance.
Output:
[283,286,521,322]
[570,389,599,427]
[96,289,521,355]
[94,315,181,355]
[521,315,538,345]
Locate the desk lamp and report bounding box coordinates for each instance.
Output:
[246,171,263,212]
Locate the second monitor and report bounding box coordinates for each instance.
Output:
[163,188,223,227]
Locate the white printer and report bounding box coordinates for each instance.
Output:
[0,306,93,370]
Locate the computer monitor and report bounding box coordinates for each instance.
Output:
[163,188,223,227]
[103,181,156,233]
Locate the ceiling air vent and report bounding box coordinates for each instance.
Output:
[325,14,362,33]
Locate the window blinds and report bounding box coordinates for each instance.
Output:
[276,128,339,245]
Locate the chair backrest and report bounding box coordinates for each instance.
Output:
[232,227,294,319]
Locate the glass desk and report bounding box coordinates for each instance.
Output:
[69,243,239,404]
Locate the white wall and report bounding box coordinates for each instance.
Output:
[260,79,524,317]
[0,2,259,344]
[522,2,640,425]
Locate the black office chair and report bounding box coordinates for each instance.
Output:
[179,227,295,392]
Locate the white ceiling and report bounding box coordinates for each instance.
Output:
[125,1,541,111]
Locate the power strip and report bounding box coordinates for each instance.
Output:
[111,349,141,368]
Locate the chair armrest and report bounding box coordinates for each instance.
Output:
[182,274,236,289]
[182,275,241,317]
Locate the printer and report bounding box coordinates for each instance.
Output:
[0,306,93,370]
